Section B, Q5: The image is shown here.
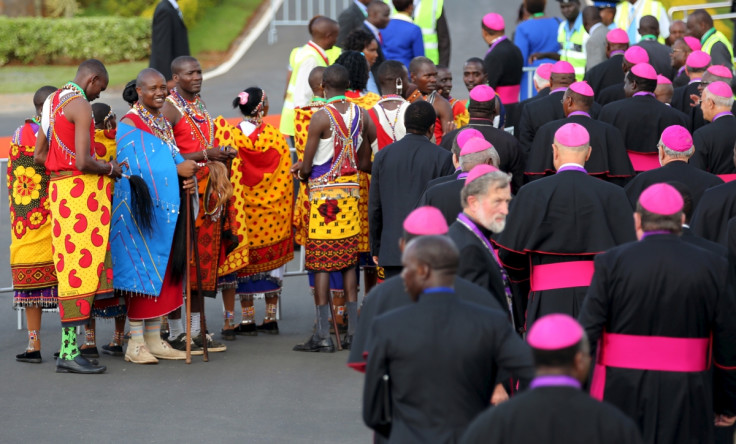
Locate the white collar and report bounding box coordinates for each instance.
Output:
[559,162,585,169]
[392,13,414,23]
[364,20,380,38]
[168,0,180,9]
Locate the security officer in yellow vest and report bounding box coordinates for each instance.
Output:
[615,0,670,44]
[384,0,451,67]
[686,9,735,69]
[558,0,588,81]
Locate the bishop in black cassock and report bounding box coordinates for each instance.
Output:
[690,80,736,177]
[583,28,629,100]
[594,45,650,106]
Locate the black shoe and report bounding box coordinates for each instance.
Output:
[16,350,42,363]
[80,346,100,359]
[341,334,353,350]
[220,328,236,341]
[56,354,107,374]
[256,321,279,335]
[234,322,258,336]
[293,335,335,353]
[101,344,124,356]
[54,351,98,365]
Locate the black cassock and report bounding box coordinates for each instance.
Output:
[690,181,736,244]
[369,134,455,267]
[362,291,534,444]
[596,82,625,106]
[417,177,465,226]
[422,169,461,193]
[460,385,644,444]
[508,87,550,135]
[483,38,523,90]
[690,113,736,175]
[672,69,689,88]
[579,234,736,444]
[440,119,525,193]
[623,160,723,210]
[347,275,502,372]
[525,113,634,186]
[636,40,675,80]
[584,53,625,100]
[494,169,636,329]
[671,82,705,131]
[682,226,727,258]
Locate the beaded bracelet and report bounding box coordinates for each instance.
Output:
[202,149,209,162]
[108,162,114,176]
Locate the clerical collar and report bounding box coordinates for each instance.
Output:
[530,375,581,390]
[688,78,702,85]
[640,34,657,41]
[422,287,455,295]
[610,50,625,56]
[633,91,655,98]
[557,163,587,174]
[457,171,469,180]
[458,212,493,239]
[568,111,590,118]
[701,27,717,45]
[641,230,673,239]
[714,111,734,121]
[682,224,690,229]
[551,87,567,94]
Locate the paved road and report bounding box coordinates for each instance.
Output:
[0,1,540,442]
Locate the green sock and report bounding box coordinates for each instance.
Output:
[60,327,79,360]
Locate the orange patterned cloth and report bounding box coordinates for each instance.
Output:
[450,98,470,129]
[293,103,324,245]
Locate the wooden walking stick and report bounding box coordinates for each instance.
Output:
[190,195,209,362]
[185,186,192,364]
[327,293,343,352]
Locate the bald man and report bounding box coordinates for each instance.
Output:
[363,235,534,443]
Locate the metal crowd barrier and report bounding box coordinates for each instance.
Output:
[269,0,353,45]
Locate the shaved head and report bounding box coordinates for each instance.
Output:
[310,16,338,39]
[639,15,659,36]
[136,68,165,87]
[308,66,326,92]
[171,55,199,76]
[33,85,57,111]
[77,59,108,79]
[322,64,350,90]
[409,56,434,75]
[404,235,459,274]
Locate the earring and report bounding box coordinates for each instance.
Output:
[395,77,403,96]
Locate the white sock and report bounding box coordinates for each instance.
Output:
[168,318,184,340]
[191,313,201,337]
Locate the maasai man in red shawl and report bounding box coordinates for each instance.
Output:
[162,56,235,353]
[36,59,123,374]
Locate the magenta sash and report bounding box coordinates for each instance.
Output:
[627,151,659,172]
[529,261,595,292]
[495,85,521,105]
[590,332,709,400]
[718,174,736,182]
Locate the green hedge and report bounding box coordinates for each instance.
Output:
[0,17,151,66]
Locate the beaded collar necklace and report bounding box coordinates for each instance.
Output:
[377,95,405,141]
[169,87,214,148]
[63,82,87,100]
[133,102,177,149]
[48,87,88,165]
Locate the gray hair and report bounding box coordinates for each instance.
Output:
[554,139,590,152]
[702,87,735,109]
[459,147,500,171]
[460,170,512,208]
[534,71,550,90]
[659,137,694,158]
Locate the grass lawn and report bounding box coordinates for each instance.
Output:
[0,0,262,94]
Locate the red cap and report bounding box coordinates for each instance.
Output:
[569,81,594,97]
[682,36,702,51]
[660,124,692,152]
[631,63,658,80]
[706,81,733,99]
[403,206,449,235]
[624,46,649,64]
[686,51,711,69]
[464,164,500,186]
[527,314,584,350]
[482,13,505,31]
[554,122,590,147]
[460,138,493,156]
[639,183,684,215]
[606,28,629,44]
[551,61,575,74]
[536,63,553,80]
[456,128,484,149]
[707,65,733,79]
[469,84,496,102]
[656,75,672,85]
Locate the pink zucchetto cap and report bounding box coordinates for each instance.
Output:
[554,122,590,147]
[469,84,496,102]
[403,206,449,235]
[569,81,594,97]
[660,124,692,152]
[536,63,553,80]
[706,81,733,99]
[639,183,684,216]
[682,36,702,52]
[460,138,493,156]
[464,164,500,187]
[624,46,649,64]
[551,61,575,74]
[483,13,505,31]
[686,51,711,69]
[707,65,733,79]
[527,314,583,350]
[631,63,658,80]
[606,28,629,44]
[657,75,672,85]
[456,128,484,149]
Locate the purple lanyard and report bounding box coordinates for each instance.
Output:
[530,375,581,389]
[677,66,685,77]
[486,36,507,55]
[567,111,590,118]
[457,172,469,180]
[714,111,733,121]
[633,91,655,98]
[641,230,671,239]
[557,164,587,174]
[457,213,495,252]
[423,287,454,294]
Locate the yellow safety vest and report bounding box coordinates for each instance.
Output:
[701,28,735,69]
[557,18,587,80]
[413,0,443,65]
[615,0,668,44]
[280,43,330,136]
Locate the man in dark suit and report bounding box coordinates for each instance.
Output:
[671,50,710,131]
[150,0,190,85]
[691,81,736,177]
[584,28,629,100]
[363,1,390,80]
[668,182,727,258]
[624,125,723,210]
[595,45,649,106]
[635,15,674,79]
[369,101,454,279]
[508,63,552,134]
[337,0,371,48]
[362,235,534,443]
